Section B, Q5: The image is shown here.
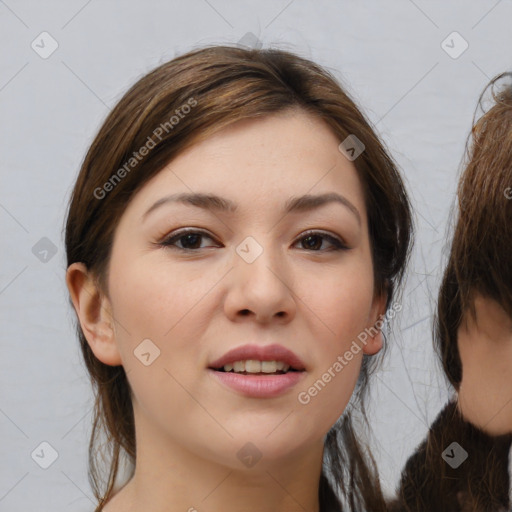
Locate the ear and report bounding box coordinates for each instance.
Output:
[362,290,388,356]
[66,262,122,366]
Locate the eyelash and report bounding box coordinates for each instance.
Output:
[158,228,349,253]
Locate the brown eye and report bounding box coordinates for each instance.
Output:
[295,231,348,252]
[160,229,218,251]
[158,228,348,253]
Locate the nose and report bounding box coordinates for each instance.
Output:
[223,242,297,324]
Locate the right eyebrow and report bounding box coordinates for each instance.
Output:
[142,191,361,226]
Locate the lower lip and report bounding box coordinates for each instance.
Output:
[208,369,306,398]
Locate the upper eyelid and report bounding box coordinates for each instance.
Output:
[161,227,214,241]
[161,228,347,246]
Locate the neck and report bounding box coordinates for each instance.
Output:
[103,402,324,512]
[456,294,512,435]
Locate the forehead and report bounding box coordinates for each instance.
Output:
[125,110,367,223]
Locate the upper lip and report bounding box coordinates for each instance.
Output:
[209,344,306,371]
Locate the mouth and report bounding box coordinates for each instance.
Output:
[211,362,303,375]
[210,367,304,377]
[207,344,307,397]
[208,344,307,374]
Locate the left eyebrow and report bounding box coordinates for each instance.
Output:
[141,192,361,226]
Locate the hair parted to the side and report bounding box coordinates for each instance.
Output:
[435,72,512,389]
[64,44,413,512]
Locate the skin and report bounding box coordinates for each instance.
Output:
[457,293,512,436]
[66,109,386,512]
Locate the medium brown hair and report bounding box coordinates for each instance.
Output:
[435,72,512,388]
[64,44,413,511]
[389,73,512,512]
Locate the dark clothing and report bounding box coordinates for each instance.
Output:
[388,400,512,512]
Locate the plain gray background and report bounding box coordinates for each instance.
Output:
[1,1,512,510]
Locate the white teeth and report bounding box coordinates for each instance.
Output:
[233,361,245,372]
[261,361,277,373]
[222,360,291,373]
[245,360,261,373]
[275,361,286,371]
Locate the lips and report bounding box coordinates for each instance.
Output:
[208,344,306,371]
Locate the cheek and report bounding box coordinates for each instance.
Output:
[300,257,375,347]
[107,258,216,432]
[293,257,374,425]
[107,254,214,364]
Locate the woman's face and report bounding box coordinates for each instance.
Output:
[90,109,384,468]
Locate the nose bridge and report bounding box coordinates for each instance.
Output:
[229,233,295,319]
[234,234,284,283]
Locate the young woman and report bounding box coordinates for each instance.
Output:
[390,72,512,511]
[64,44,413,512]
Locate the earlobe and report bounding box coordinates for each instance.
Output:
[65,262,123,366]
[362,291,387,356]
[362,329,383,356]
